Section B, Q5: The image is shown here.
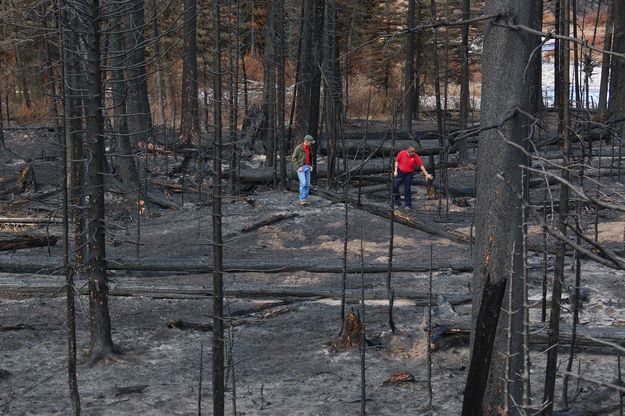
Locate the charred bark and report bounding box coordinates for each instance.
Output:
[212,0,225,413]
[108,10,140,202]
[462,1,533,413]
[402,0,417,134]
[125,0,153,145]
[84,0,115,365]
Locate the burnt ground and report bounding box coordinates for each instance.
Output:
[1,128,625,415]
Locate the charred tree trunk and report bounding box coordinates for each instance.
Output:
[11,20,31,109]
[414,1,422,120]
[461,2,533,414]
[598,0,614,112]
[180,0,199,146]
[212,0,225,414]
[309,0,325,141]
[608,0,625,118]
[262,0,277,170]
[0,83,3,149]
[42,9,62,146]
[151,0,166,126]
[554,0,561,109]
[170,0,199,176]
[126,0,153,145]
[67,23,87,274]
[59,3,81,412]
[295,0,314,137]
[276,0,287,188]
[543,1,571,413]
[457,0,470,162]
[430,0,444,139]
[109,10,140,201]
[402,0,416,134]
[530,0,544,113]
[84,0,115,364]
[323,0,343,188]
[229,0,241,195]
[2,0,9,128]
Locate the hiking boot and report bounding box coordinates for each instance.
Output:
[300,200,309,206]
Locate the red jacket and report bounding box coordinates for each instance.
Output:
[396,150,423,173]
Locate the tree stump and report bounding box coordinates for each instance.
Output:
[17,163,36,192]
[332,310,363,350]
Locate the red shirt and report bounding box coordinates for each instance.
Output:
[396,150,423,173]
[304,143,311,165]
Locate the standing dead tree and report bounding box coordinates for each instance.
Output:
[323,0,343,189]
[457,0,470,163]
[462,1,534,414]
[82,0,118,365]
[402,0,417,135]
[276,0,287,188]
[598,0,614,112]
[212,0,225,414]
[262,0,277,180]
[108,4,141,203]
[58,1,80,412]
[171,0,199,176]
[125,0,153,146]
[543,1,572,413]
[295,0,324,142]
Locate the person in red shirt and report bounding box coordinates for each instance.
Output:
[393,146,433,209]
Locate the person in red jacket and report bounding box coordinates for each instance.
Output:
[393,146,433,209]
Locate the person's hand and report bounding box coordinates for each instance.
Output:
[425,173,433,181]
[298,167,304,172]
[393,170,398,177]
[310,166,313,172]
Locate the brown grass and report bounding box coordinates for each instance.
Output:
[12,98,55,125]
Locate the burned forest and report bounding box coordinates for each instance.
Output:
[1,0,625,415]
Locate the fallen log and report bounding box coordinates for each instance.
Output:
[106,176,180,209]
[432,318,625,354]
[356,184,391,195]
[235,155,462,184]
[0,235,58,251]
[315,189,471,244]
[241,213,299,233]
[356,180,475,198]
[114,385,149,396]
[166,320,212,331]
[236,158,392,183]
[0,283,473,304]
[0,256,473,274]
[0,217,62,224]
[0,323,36,331]
[145,190,180,209]
[166,300,295,332]
[317,138,444,158]
[318,130,442,142]
[2,125,52,131]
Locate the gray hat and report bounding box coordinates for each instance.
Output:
[304,134,316,144]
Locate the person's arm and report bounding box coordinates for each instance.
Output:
[414,153,433,180]
[292,146,302,170]
[394,152,402,176]
[419,164,433,181]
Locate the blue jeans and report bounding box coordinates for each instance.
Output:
[393,170,414,207]
[297,165,311,201]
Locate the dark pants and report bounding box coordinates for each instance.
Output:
[393,170,414,208]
